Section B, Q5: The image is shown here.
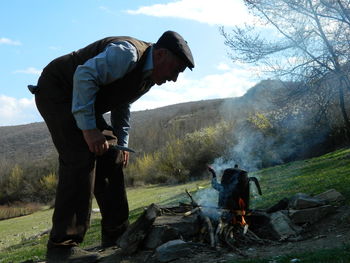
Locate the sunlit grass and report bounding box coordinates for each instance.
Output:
[250,148,350,209]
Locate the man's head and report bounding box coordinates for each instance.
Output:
[151,31,194,85]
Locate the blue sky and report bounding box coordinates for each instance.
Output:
[0,0,260,126]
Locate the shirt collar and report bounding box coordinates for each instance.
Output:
[143,45,154,74]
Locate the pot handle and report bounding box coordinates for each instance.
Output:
[249,177,262,195]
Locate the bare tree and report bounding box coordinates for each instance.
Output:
[221,0,350,133]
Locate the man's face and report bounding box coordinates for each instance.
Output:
[151,49,187,86]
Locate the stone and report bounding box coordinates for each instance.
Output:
[155,240,206,262]
[289,205,336,224]
[152,213,200,240]
[314,189,345,204]
[269,211,302,240]
[155,240,190,262]
[289,193,327,209]
[143,225,182,249]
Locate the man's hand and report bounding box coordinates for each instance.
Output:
[82,129,109,155]
[122,151,129,167]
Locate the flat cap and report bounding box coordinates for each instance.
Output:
[155,30,194,70]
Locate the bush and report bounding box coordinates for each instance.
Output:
[0,160,58,204]
[125,122,235,185]
[0,165,26,203]
[38,173,58,203]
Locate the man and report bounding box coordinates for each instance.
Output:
[30,30,194,262]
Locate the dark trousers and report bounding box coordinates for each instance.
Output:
[35,73,128,247]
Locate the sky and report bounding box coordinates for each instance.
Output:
[0,0,261,126]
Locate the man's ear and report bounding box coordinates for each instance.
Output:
[154,48,168,63]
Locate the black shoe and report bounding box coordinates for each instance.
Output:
[46,246,100,263]
[101,235,118,248]
[101,221,129,248]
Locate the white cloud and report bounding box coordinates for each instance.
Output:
[0,63,261,125]
[13,67,42,75]
[0,95,42,126]
[216,62,231,71]
[126,0,253,26]
[99,5,117,15]
[131,64,259,111]
[0,37,21,46]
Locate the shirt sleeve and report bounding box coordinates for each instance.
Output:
[110,103,131,146]
[72,41,138,130]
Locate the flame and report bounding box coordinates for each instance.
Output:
[238,198,247,226]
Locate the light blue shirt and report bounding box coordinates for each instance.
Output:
[72,41,153,146]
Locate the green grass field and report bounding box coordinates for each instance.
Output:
[1,148,350,262]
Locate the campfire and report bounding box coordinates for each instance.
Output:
[112,166,345,262]
[182,166,264,252]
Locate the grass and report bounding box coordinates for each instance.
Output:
[1,148,350,262]
[234,243,350,263]
[250,148,350,208]
[0,208,52,251]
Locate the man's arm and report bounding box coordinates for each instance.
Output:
[110,103,131,146]
[71,41,138,154]
[111,103,131,166]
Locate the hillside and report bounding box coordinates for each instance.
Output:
[0,97,233,163]
[0,122,53,162]
[0,79,286,163]
[0,78,344,166]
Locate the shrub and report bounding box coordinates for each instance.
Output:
[39,173,58,203]
[126,122,235,185]
[0,165,26,203]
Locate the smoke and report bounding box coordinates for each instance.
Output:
[212,80,332,173]
[193,79,335,213]
[193,188,217,207]
[192,80,333,210]
[193,188,222,220]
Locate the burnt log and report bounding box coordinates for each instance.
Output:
[266,198,289,213]
[117,203,161,254]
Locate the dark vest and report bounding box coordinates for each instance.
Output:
[41,36,153,114]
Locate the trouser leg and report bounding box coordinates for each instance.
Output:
[35,90,96,247]
[94,148,129,245]
[49,151,95,246]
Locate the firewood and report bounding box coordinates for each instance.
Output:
[214,218,223,246]
[117,203,161,255]
[185,189,199,207]
[203,216,215,248]
[184,207,200,216]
